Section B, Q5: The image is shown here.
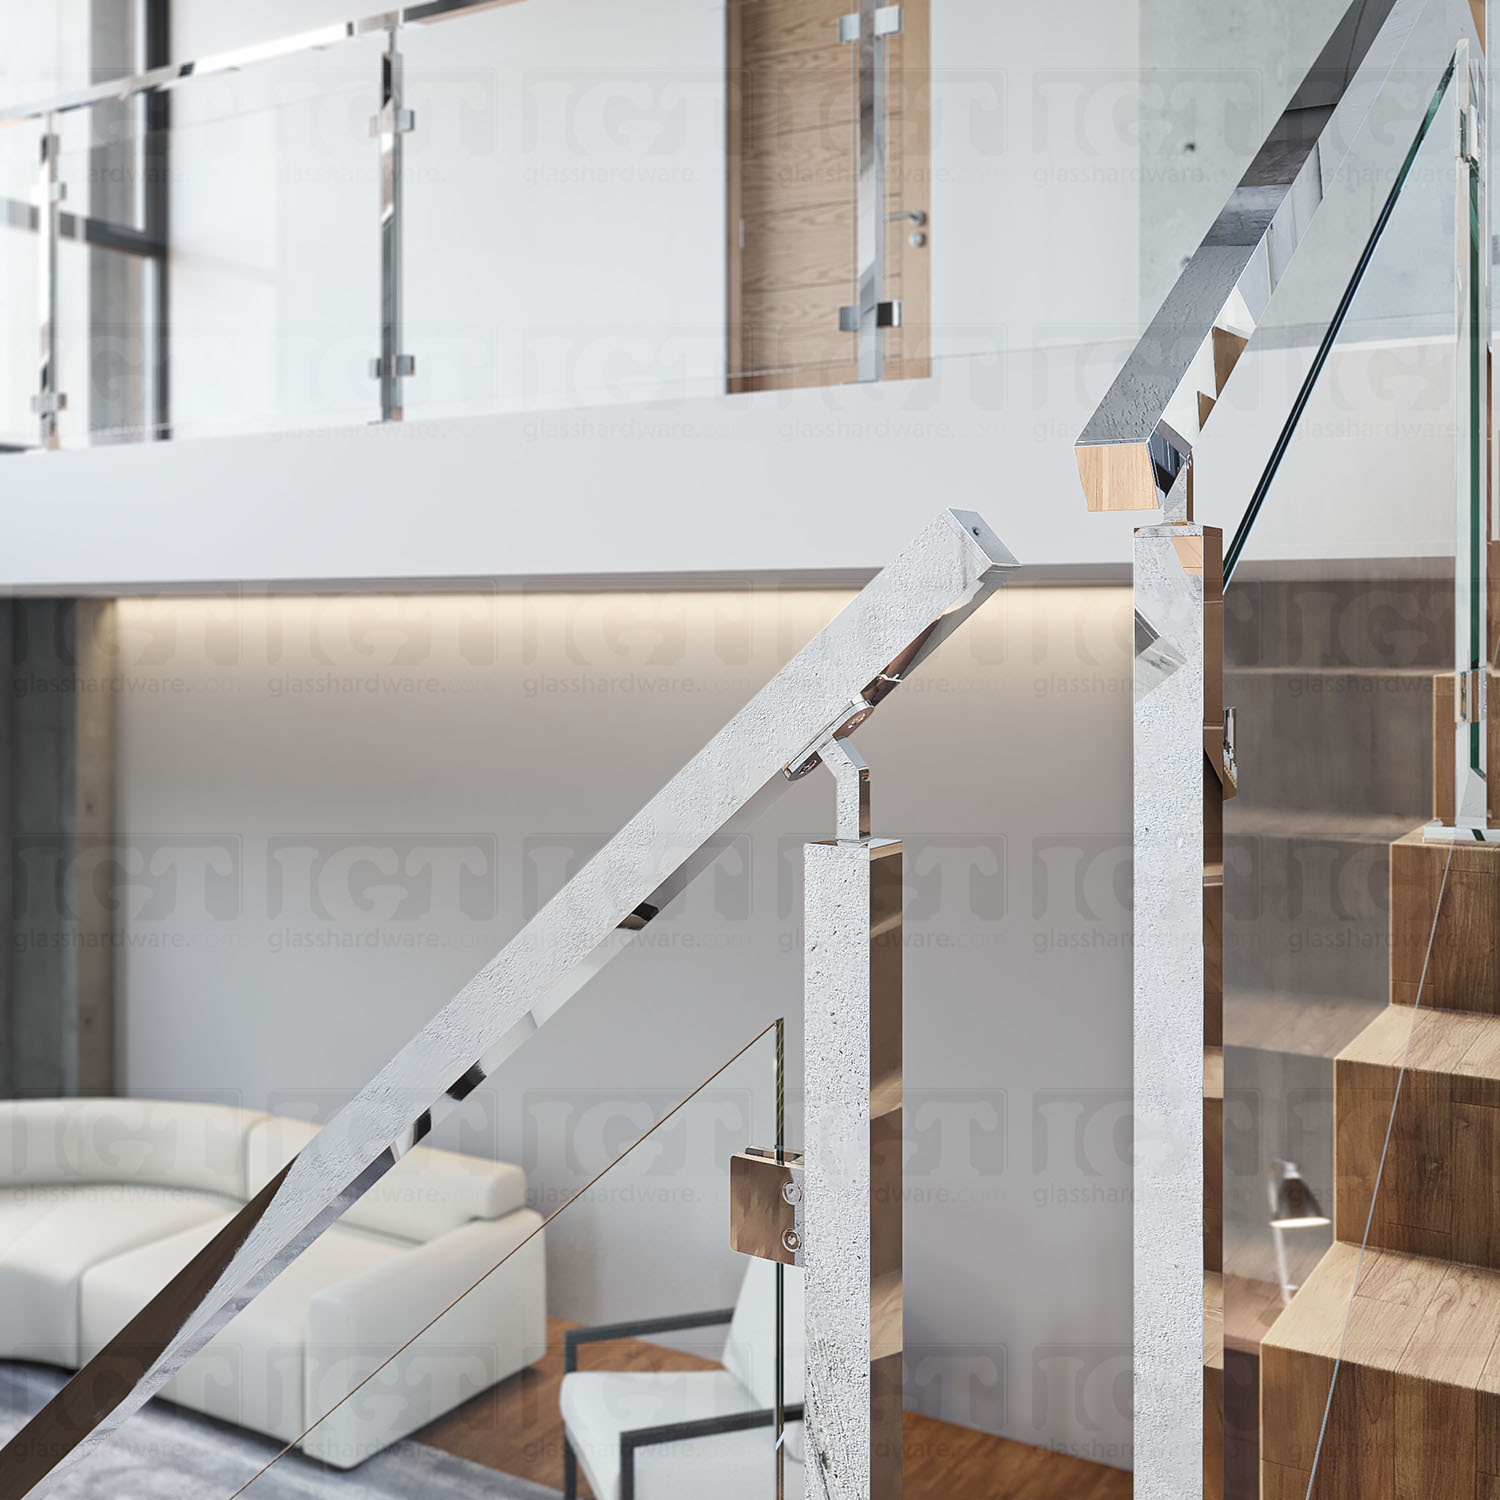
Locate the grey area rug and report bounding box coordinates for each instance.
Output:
[0,1363,561,1499]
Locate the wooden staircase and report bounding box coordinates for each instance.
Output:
[1259,809,1500,1493]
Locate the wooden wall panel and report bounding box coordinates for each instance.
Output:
[728,0,929,392]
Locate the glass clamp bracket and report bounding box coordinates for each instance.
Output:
[730,1149,806,1267]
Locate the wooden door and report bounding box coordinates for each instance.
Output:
[727,0,930,393]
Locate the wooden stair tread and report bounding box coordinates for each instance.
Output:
[1225,989,1384,1059]
[1205,1271,1224,1370]
[1205,1046,1224,1100]
[1338,1004,1500,1084]
[1264,1243,1500,1386]
[1218,1274,1284,1356]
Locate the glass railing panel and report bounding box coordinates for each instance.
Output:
[1215,54,1462,1500]
[2,0,979,447]
[0,1028,785,1497]
[166,46,381,443]
[43,42,386,447]
[44,67,162,446]
[225,1025,786,1497]
[399,0,734,420]
[0,121,41,447]
[52,227,161,449]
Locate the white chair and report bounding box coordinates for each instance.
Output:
[560,1257,805,1500]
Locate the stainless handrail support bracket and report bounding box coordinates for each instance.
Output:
[372,26,413,422]
[34,119,65,450]
[837,0,901,382]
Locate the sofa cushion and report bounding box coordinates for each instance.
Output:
[0,1099,267,1199]
[302,1211,547,1468]
[245,1117,528,1244]
[0,1184,235,1365]
[80,1215,406,1445]
[562,1368,803,1500]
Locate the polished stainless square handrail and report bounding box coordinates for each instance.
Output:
[1073,0,1471,516]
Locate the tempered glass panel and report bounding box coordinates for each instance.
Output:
[1218,57,1460,1500]
[217,1026,785,1497]
[53,234,160,447]
[170,48,380,442]
[0,121,40,446]
[0,1028,782,1496]
[401,0,735,420]
[55,86,153,238]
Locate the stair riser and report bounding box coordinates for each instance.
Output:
[1225,831,1391,1006]
[1390,835,1500,1013]
[1227,577,1453,673]
[1226,671,1432,820]
[1335,1058,1500,1268]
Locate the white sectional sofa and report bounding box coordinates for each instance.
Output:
[0,1098,545,1468]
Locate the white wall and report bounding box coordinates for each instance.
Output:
[929,0,1143,356]
[113,582,1135,1464]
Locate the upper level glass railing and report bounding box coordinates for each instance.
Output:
[0,0,1005,451]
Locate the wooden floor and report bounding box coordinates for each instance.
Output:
[419,1318,1132,1499]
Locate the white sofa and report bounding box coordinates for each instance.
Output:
[0,1097,545,1468]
